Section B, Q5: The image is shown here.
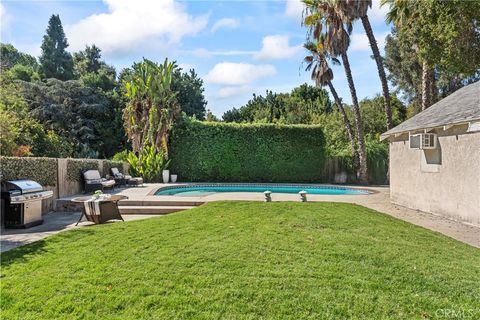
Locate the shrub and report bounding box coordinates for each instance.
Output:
[0,157,57,186]
[112,150,128,162]
[169,118,326,182]
[126,145,169,182]
[366,137,389,185]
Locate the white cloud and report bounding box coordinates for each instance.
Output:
[254,35,302,60]
[14,43,41,57]
[369,0,389,23]
[211,18,239,33]
[66,0,208,53]
[190,48,256,58]
[193,48,213,58]
[285,0,304,20]
[205,62,276,86]
[218,85,250,99]
[350,31,389,51]
[1,3,10,30]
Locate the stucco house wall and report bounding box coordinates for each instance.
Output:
[389,125,480,226]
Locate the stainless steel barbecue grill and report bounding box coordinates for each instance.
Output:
[1,179,53,228]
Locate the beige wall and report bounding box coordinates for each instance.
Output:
[389,125,480,226]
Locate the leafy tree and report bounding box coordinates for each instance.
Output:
[385,29,480,112]
[17,78,120,158]
[383,29,422,104]
[205,109,219,122]
[222,108,245,123]
[80,66,117,91]
[0,76,72,157]
[360,95,406,136]
[290,83,332,112]
[73,45,102,75]
[1,43,40,81]
[382,0,480,110]
[7,64,39,82]
[33,130,73,157]
[122,58,180,158]
[0,43,38,70]
[39,14,74,80]
[73,45,117,91]
[171,67,207,120]
[222,84,331,124]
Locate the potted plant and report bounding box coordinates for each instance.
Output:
[93,190,103,199]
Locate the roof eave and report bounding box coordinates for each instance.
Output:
[380,118,480,141]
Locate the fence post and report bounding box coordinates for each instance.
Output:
[57,158,67,198]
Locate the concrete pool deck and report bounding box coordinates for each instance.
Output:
[1,184,479,252]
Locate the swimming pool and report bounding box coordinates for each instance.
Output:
[155,184,371,196]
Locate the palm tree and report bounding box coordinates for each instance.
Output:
[303,40,359,169]
[304,0,369,183]
[381,0,433,110]
[123,58,180,159]
[340,0,393,129]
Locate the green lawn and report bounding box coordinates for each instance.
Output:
[1,202,479,319]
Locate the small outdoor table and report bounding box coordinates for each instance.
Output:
[72,195,128,226]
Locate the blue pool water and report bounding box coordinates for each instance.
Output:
[155,184,371,196]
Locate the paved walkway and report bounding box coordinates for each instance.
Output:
[2,184,479,252]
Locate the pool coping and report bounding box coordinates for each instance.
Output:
[149,182,378,196]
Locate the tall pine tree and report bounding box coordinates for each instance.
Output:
[39,14,74,80]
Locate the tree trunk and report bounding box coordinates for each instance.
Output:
[429,67,437,105]
[361,15,393,130]
[421,60,431,110]
[327,81,359,169]
[341,53,368,184]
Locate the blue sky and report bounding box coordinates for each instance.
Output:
[1,0,392,116]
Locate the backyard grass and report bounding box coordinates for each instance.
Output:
[1,201,479,319]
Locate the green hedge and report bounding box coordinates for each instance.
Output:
[66,159,99,182]
[169,119,327,182]
[0,157,58,186]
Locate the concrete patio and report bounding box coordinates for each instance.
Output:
[2,183,479,252]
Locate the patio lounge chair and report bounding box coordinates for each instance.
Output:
[83,170,115,193]
[110,167,143,187]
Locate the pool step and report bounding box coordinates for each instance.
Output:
[119,205,196,215]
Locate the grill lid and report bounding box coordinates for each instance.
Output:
[3,180,43,194]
